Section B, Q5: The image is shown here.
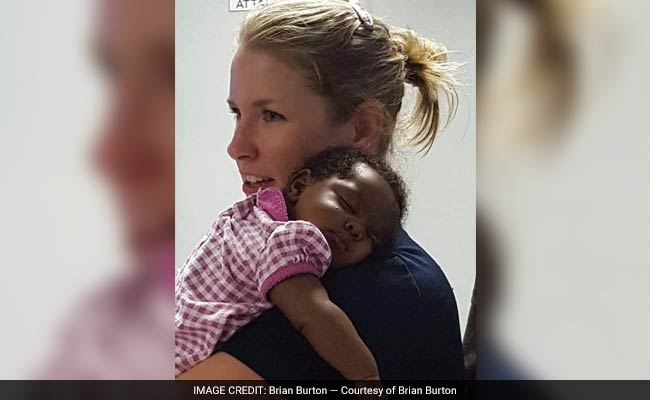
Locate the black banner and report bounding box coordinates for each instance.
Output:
[0,381,648,400]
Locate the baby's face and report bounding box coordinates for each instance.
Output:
[292,162,400,267]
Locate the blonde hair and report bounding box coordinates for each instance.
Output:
[238,0,458,157]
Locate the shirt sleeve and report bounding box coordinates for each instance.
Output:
[256,221,331,299]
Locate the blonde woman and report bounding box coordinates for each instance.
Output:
[179,0,463,380]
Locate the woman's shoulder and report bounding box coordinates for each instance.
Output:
[391,229,457,299]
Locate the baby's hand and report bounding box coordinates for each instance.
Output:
[355,376,386,400]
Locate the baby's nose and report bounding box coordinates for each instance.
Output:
[345,220,365,241]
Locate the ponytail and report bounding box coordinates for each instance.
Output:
[393,28,459,154]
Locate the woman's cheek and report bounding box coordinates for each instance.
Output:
[271,176,287,190]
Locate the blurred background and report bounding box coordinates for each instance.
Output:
[0,0,174,379]
[176,0,477,333]
[0,0,116,378]
[477,0,650,379]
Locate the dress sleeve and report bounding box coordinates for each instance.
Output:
[256,221,331,299]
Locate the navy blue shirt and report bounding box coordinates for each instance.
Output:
[216,229,464,380]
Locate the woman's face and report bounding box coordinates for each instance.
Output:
[227,48,356,196]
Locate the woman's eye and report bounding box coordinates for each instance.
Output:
[262,109,284,122]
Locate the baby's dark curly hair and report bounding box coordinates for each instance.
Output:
[297,145,409,223]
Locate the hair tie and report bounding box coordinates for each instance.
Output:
[350,3,374,32]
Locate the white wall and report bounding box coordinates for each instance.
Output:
[479,0,650,378]
[176,0,476,329]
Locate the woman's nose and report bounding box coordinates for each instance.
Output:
[345,219,366,241]
[227,121,258,161]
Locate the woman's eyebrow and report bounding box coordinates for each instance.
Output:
[252,98,275,107]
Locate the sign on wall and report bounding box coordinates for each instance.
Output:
[229,0,268,12]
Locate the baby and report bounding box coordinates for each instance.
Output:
[175,145,408,381]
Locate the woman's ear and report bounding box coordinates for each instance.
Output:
[352,100,385,153]
[286,168,313,202]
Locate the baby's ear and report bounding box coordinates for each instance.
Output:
[286,169,313,202]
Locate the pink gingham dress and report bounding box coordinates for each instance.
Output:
[175,187,332,375]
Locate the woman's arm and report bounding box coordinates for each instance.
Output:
[176,352,264,380]
[268,274,380,381]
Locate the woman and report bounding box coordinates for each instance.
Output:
[179,0,464,380]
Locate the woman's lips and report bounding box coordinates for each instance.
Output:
[241,175,274,195]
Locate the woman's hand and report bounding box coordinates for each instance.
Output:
[176,352,264,380]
